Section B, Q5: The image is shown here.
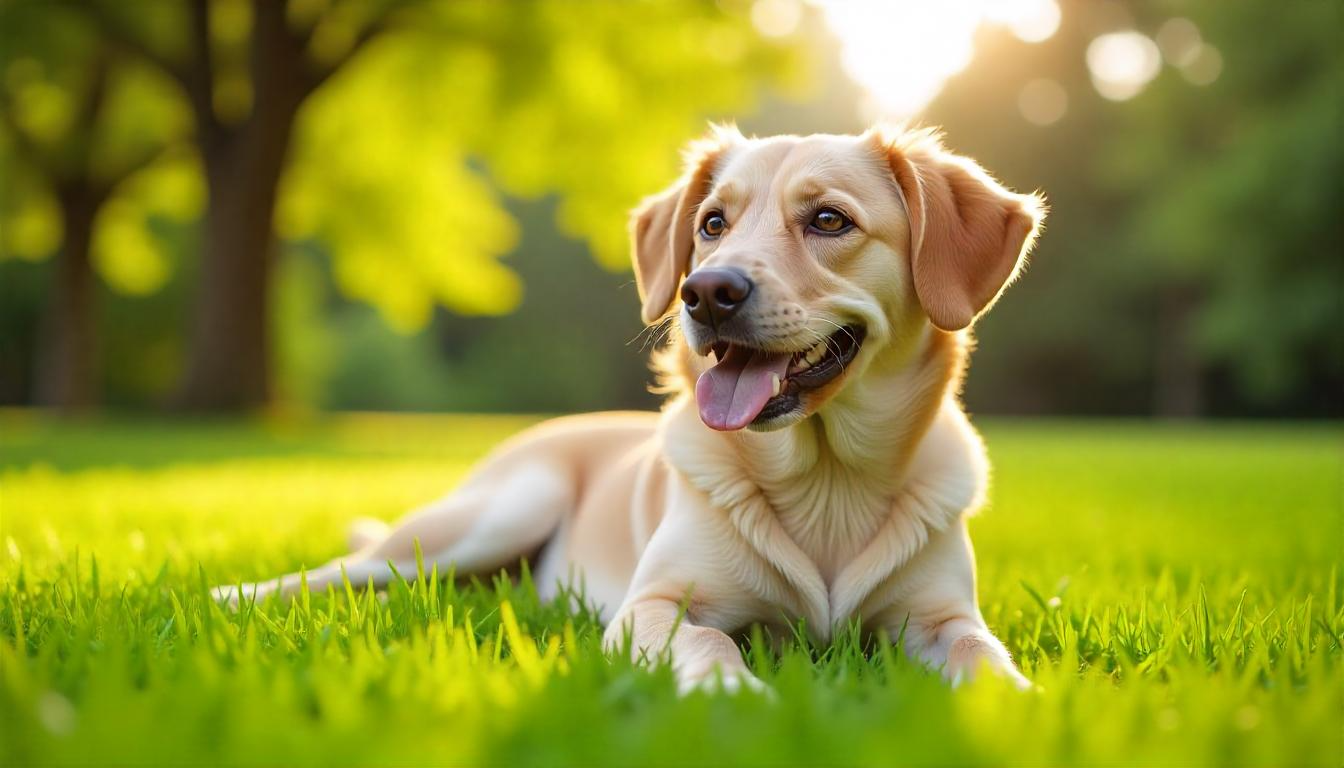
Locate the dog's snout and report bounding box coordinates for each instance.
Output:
[681,268,753,327]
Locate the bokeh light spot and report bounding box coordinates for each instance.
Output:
[1181,44,1223,86]
[1155,17,1202,67]
[1018,78,1067,126]
[1087,31,1161,101]
[751,0,803,39]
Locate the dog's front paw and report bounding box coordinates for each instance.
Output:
[945,633,1032,690]
[211,584,241,608]
[676,668,773,698]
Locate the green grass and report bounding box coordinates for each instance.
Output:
[1,412,1340,766]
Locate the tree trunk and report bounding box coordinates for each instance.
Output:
[173,0,309,411]
[34,188,101,412]
[1152,285,1204,418]
[174,126,295,410]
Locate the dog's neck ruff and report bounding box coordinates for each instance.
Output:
[661,324,967,637]
[741,325,961,488]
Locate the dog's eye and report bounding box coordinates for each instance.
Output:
[809,208,853,234]
[700,212,727,239]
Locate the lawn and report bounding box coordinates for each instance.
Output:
[1,412,1340,766]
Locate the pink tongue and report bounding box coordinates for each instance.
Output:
[695,345,791,431]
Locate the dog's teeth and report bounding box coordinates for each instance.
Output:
[789,341,828,373]
[770,373,782,397]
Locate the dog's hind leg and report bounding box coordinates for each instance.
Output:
[347,517,391,551]
[214,458,575,606]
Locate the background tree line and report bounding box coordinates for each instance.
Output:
[0,0,1338,417]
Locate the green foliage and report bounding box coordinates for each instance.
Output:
[2,0,801,329]
[280,0,802,330]
[269,197,660,414]
[1,415,1340,765]
[1112,3,1343,405]
[0,0,803,408]
[0,1,196,281]
[0,0,1337,415]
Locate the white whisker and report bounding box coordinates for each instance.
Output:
[813,318,859,365]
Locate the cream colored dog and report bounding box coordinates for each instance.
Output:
[217,126,1045,693]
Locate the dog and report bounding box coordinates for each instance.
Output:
[216,125,1045,693]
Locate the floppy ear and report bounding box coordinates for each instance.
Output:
[630,138,730,325]
[884,131,1046,331]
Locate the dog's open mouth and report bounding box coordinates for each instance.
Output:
[696,325,866,431]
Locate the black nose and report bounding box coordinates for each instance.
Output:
[680,268,753,327]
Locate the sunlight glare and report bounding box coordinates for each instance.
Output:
[811,0,1061,120]
[983,0,1061,44]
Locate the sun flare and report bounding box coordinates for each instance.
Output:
[790,0,1062,119]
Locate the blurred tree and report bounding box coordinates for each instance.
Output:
[0,2,193,409]
[928,0,1342,417]
[7,0,798,411]
[43,0,418,410]
[1108,1,1343,416]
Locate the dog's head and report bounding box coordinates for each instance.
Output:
[632,126,1045,432]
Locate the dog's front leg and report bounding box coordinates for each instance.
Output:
[919,615,1029,689]
[604,596,763,695]
[876,521,1030,689]
[603,492,769,695]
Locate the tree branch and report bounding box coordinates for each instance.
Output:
[103,143,183,200]
[55,0,191,92]
[0,48,110,187]
[56,0,221,152]
[301,1,412,95]
[185,0,221,144]
[249,0,309,114]
[70,49,114,186]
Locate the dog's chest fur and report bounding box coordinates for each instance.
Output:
[758,454,893,584]
[661,326,968,635]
